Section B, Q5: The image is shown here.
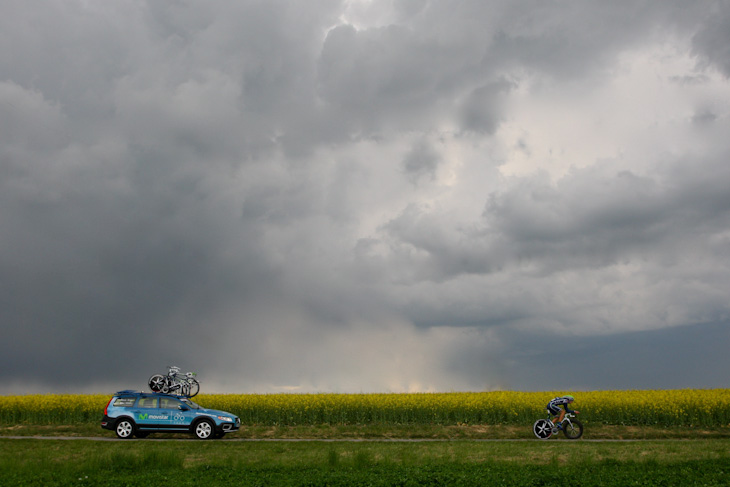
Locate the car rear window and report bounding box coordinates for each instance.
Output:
[113,397,136,407]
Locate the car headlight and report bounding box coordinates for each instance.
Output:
[217,416,233,422]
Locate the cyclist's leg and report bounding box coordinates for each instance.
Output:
[547,405,561,424]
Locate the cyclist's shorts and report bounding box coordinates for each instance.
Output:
[547,404,561,415]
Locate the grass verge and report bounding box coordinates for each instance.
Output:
[1,438,729,486]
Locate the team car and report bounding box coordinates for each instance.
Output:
[101,390,240,439]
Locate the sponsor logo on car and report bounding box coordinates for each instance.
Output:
[138,413,168,420]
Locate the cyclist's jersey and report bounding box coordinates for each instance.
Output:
[547,396,574,413]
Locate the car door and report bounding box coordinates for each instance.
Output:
[159,396,188,430]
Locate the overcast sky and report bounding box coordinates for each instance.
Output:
[2,0,730,395]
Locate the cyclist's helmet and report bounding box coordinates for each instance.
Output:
[564,395,575,402]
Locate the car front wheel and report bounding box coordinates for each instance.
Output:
[115,419,135,439]
[194,419,215,439]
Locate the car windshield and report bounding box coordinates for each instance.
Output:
[180,398,201,409]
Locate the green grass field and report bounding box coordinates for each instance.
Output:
[2,438,729,486]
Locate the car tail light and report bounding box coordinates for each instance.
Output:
[104,398,113,416]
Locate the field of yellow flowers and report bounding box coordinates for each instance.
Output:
[1,390,728,427]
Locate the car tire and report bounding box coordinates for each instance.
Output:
[115,418,135,439]
[193,419,215,439]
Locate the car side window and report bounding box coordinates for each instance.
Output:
[137,397,158,409]
[113,397,135,407]
[159,397,181,409]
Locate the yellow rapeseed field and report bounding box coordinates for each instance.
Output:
[1,390,728,427]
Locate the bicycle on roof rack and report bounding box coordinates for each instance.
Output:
[148,365,200,397]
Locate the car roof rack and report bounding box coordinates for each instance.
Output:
[114,390,179,396]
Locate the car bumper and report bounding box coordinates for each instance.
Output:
[218,418,241,433]
[100,415,115,431]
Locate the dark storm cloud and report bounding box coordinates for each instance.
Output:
[0,0,336,388]
[402,139,441,184]
[485,161,730,271]
[493,321,730,391]
[1,0,730,393]
[317,22,469,135]
[438,320,730,391]
[692,5,730,77]
[459,79,513,135]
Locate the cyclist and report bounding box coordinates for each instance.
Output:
[547,395,579,430]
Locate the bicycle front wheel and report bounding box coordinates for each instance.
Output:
[562,419,583,439]
[187,379,200,397]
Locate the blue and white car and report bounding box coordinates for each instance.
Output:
[101,390,240,439]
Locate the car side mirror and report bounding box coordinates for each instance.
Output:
[178,405,189,411]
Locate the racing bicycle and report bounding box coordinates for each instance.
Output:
[148,365,200,397]
[533,411,583,439]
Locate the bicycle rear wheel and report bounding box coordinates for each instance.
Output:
[148,374,165,392]
[562,419,583,439]
[533,419,553,439]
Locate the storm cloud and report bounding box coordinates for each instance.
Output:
[1,0,729,394]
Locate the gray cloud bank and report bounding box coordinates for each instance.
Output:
[1,1,730,394]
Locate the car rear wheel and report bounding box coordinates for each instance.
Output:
[115,419,135,439]
[194,419,215,439]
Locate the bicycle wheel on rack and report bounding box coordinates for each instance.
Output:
[148,374,165,392]
[533,419,553,439]
[161,376,173,393]
[187,379,200,397]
